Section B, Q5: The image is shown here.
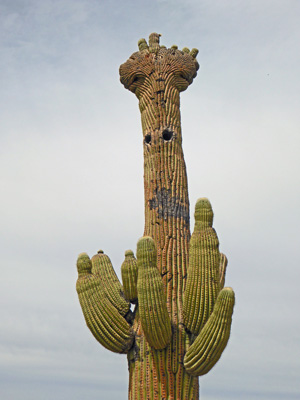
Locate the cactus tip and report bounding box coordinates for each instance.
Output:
[195,197,211,208]
[136,236,156,257]
[138,38,148,51]
[190,48,199,58]
[77,252,91,275]
[194,198,213,227]
[78,252,89,258]
[222,287,235,299]
[125,249,134,257]
[137,236,155,245]
[182,47,190,54]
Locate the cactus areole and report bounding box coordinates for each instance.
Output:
[76,33,235,400]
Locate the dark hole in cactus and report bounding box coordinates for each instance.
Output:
[145,134,151,144]
[162,129,173,141]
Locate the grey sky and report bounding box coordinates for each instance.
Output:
[1,0,300,399]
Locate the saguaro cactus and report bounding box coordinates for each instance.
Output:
[76,33,235,399]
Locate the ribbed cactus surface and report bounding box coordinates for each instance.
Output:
[76,33,235,399]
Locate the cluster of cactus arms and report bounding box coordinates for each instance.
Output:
[76,33,235,399]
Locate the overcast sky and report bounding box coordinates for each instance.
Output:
[1,1,300,399]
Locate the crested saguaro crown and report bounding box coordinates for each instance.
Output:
[120,32,199,138]
[76,33,235,400]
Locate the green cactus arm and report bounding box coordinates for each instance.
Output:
[183,198,221,335]
[136,236,172,349]
[76,253,134,353]
[91,250,130,316]
[121,250,138,303]
[184,287,235,376]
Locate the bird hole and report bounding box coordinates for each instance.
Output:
[162,130,173,141]
[145,134,151,144]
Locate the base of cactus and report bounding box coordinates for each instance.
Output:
[128,327,199,400]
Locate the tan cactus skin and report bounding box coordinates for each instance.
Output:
[76,33,235,399]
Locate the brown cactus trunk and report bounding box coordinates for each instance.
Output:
[126,65,199,399]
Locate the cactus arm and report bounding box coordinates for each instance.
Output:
[136,236,172,349]
[91,250,130,316]
[121,250,138,303]
[76,253,134,353]
[183,287,235,376]
[183,198,221,335]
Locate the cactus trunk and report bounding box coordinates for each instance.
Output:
[128,132,198,398]
[123,41,199,397]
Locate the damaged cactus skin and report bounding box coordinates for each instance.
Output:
[76,33,235,399]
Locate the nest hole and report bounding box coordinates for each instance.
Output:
[162,130,173,141]
[144,134,151,144]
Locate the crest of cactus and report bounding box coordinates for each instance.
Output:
[76,33,235,399]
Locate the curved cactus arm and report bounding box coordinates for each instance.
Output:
[76,253,134,354]
[136,236,172,349]
[219,253,228,289]
[184,287,235,376]
[121,250,138,303]
[183,198,221,335]
[91,250,130,316]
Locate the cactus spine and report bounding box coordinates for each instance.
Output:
[76,33,235,399]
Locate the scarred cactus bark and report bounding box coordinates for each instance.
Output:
[76,33,235,399]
